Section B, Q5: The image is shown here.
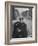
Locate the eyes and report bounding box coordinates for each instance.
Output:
[14,9,27,17]
[14,9,32,20]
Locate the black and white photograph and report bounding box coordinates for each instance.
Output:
[5,2,37,44]
[11,6,32,38]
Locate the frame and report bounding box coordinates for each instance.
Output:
[5,1,37,45]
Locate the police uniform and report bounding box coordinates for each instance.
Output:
[12,21,28,38]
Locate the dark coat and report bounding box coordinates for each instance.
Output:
[12,22,28,38]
